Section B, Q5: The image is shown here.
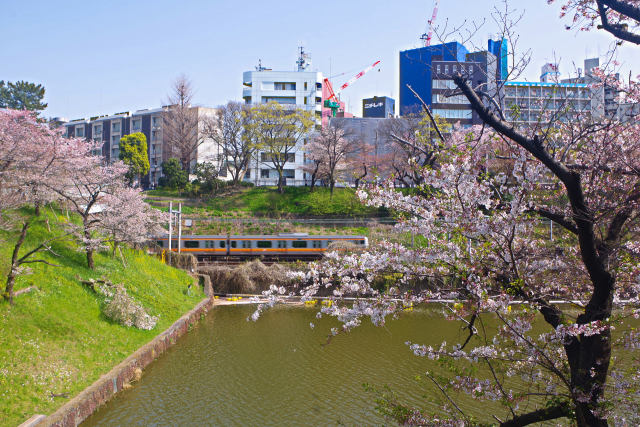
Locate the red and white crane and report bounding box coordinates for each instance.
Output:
[420,0,440,47]
[323,60,381,116]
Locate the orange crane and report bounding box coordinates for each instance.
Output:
[420,0,440,47]
[323,60,381,117]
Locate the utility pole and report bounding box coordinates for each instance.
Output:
[168,201,173,253]
[178,203,182,254]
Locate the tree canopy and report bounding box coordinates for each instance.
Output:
[0,80,47,112]
[119,132,150,186]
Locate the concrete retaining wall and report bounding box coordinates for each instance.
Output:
[34,296,214,427]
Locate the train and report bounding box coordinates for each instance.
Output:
[155,233,369,260]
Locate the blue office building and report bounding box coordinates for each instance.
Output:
[399,39,508,120]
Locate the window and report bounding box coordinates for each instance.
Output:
[292,240,308,248]
[274,82,296,90]
[469,65,474,73]
[75,126,84,138]
[312,240,322,248]
[152,116,161,127]
[220,241,226,248]
[432,79,457,89]
[241,240,251,248]
[152,130,161,142]
[304,82,308,90]
[432,94,470,104]
[231,241,237,248]
[304,97,308,104]
[283,169,295,178]
[277,240,287,248]
[111,135,120,147]
[432,109,473,119]
[132,119,141,131]
[436,64,441,73]
[93,124,102,140]
[184,241,200,248]
[257,241,272,248]
[261,169,270,178]
[444,65,449,73]
[205,241,215,248]
[156,240,164,248]
[453,65,457,73]
[111,121,121,133]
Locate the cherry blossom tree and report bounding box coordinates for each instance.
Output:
[0,110,85,303]
[253,48,640,427]
[100,187,163,256]
[305,122,355,195]
[551,0,640,44]
[47,150,129,270]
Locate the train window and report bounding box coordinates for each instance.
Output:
[220,241,226,248]
[184,241,199,249]
[242,241,251,249]
[156,240,164,247]
[231,241,237,248]
[360,240,365,245]
[277,240,287,248]
[257,241,272,248]
[312,240,322,248]
[204,241,214,248]
[292,240,307,248]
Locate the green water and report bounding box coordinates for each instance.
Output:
[79,305,528,426]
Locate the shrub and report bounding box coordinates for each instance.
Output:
[99,284,158,330]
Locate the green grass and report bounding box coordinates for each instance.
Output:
[0,208,204,426]
[205,186,386,217]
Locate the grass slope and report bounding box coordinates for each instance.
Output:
[0,208,204,426]
[146,186,386,217]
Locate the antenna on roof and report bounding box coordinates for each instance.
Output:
[256,59,268,72]
[296,46,311,71]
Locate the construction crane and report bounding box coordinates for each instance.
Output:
[323,60,381,117]
[420,0,440,47]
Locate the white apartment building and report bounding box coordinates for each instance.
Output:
[241,55,324,186]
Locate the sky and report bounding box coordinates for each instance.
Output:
[2,0,639,119]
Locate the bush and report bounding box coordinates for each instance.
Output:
[99,284,158,330]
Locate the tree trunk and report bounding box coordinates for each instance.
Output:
[84,225,95,269]
[330,179,335,196]
[277,172,284,194]
[4,221,30,305]
[86,249,95,270]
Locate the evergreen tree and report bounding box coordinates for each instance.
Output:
[0,80,47,112]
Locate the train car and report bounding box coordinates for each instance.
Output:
[155,233,368,260]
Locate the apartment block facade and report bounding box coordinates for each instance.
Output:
[241,64,324,186]
[63,106,221,188]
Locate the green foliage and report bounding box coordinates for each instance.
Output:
[0,208,203,425]
[119,132,150,185]
[159,158,188,190]
[0,80,47,112]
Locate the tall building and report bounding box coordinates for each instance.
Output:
[63,106,220,188]
[399,39,507,121]
[241,50,324,186]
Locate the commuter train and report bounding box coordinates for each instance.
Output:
[155,233,368,260]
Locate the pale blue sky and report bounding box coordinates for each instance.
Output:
[2,0,638,119]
